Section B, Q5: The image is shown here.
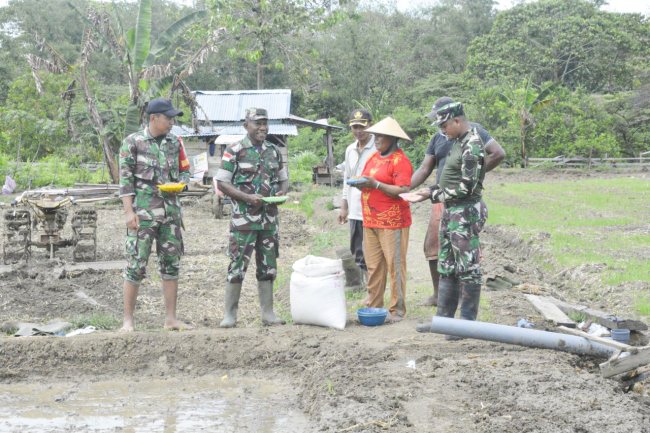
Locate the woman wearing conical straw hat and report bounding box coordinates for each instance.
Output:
[350,117,413,323]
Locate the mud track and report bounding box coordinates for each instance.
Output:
[1,169,649,432]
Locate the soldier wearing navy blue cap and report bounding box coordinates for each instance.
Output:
[118,97,192,332]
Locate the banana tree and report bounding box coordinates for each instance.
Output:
[496,79,557,166]
[27,0,219,183]
[115,0,211,135]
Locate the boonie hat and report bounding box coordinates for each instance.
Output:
[425,96,455,122]
[348,109,372,127]
[245,107,269,121]
[146,98,183,117]
[433,102,465,126]
[364,117,411,141]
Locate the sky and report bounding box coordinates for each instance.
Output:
[0,0,648,14]
[390,0,650,14]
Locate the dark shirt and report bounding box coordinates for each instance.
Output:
[425,122,492,184]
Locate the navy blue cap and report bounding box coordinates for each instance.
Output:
[145,98,183,117]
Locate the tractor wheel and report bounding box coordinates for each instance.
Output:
[71,208,98,262]
[2,209,31,264]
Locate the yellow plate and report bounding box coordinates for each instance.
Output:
[157,183,186,193]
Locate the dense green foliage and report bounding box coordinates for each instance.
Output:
[0,0,648,180]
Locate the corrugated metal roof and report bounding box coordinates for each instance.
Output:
[171,125,222,137]
[172,122,297,137]
[194,89,292,122]
[217,124,298,136]
[215,135,245,144]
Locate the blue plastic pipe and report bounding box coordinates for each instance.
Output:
[424,317,618,358]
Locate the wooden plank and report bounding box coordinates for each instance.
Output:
[545,296,648,331]
[65,260,125,272]
[524,294,576,327]
[600,346,650,378]
[557,325,634,352]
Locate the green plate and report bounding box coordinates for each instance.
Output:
[261,196,289,204]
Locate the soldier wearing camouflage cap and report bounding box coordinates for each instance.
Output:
[410,97,505,310]
[215,107,288,327]
[408,102,498,338]
[118,97,192,332]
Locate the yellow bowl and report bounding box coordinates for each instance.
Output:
[157,183,186,193]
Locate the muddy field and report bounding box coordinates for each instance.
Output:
[1,169,649,432]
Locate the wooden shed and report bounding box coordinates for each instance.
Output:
[171,89,342,183]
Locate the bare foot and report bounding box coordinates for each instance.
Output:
[119,324,134,332]
[387,314,403,324]
[421,295,438,307]
[164,320,195,331]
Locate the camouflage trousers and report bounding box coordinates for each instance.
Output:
[437,200,487,285]
[124,218,183,284]
[227,229,279,283]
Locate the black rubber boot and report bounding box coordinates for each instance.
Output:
[219,282,242,328]
[459,281,481,321]
[258,280,286,326]
[435,276,459,318]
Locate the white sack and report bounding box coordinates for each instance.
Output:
[292,255,343,277]
[290,256,346,330]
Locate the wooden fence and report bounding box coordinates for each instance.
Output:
[528,152,650,168]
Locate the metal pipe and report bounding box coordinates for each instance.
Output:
[423,317,618,358]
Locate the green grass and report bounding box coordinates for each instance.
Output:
[70,313,121,330]
[484,177,650,288]
[634,294,650,320]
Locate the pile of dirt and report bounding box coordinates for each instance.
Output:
[1,169,649,432]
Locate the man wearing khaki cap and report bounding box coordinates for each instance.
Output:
[216,107,288,327]
[339,109,376,288]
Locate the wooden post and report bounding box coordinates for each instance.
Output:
[324,129,335,186]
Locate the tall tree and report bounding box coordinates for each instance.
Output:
[466,0,650,92]
[207,0,337,89]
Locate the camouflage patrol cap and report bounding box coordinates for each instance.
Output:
[425,96,455,122]
[245,107,269,121]
[433,102,465,126]
[348,109,372,127]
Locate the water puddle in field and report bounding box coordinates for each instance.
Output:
[0,374,312,432]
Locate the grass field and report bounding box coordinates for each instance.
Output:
[484,176,650,314]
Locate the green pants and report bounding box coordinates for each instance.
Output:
[124,218,183,283]
[227,229,279,283]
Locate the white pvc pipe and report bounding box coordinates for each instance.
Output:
[425,317,618,358]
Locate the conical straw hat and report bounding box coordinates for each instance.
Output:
[365,117,411,141]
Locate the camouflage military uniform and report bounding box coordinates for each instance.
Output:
[433,126,487,285]
[215,136,288,283]
[119,127,190,283]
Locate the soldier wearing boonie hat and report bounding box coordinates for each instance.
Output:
[410,97,505,311]
[215,106,288,328]
[340,109,376,288]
